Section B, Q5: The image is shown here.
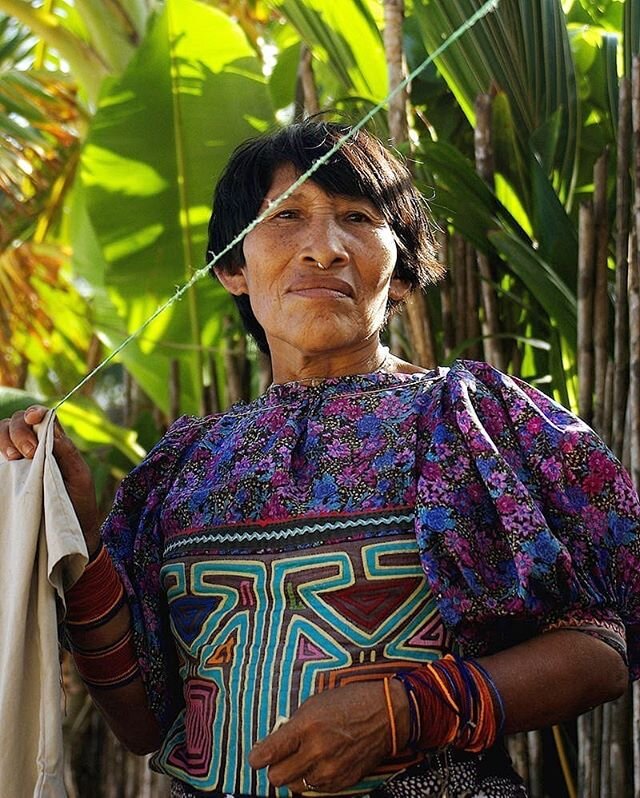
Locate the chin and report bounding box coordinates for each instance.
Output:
[291,317,366,351]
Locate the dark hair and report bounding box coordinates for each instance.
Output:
[207,120,442,353]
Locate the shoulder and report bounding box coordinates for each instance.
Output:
[112,413,221,508]
[438,359,584,428]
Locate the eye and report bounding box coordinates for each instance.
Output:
[345,210,372,223]
[272,208,301,220]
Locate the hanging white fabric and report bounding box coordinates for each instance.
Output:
[0,411,88,797]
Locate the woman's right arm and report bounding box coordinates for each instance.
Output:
[0,406,162,754]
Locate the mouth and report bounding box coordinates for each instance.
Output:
[287,278,354,299]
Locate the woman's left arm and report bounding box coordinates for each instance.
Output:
[248,629,627,793]
[478,627,628,733]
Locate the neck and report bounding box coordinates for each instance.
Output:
[270,341,391,385]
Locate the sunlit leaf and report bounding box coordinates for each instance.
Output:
[78,0,274,414]
[0,386,145,464]
[412,0,580,201]
[489,229,578,350]
[270,0,388,101]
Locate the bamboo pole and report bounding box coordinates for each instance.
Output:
[258,350,273,395]
[634,680,640,798]
[612,77,632,459]
[207,354,221,415]
[590,705,603,798]
[223,317,246,406]
[404,292,437,367]
[507,733,529,790]
[298,44,319,117]
[383,0,436,368]
[474,93,505,369]
[631,53,640,798]
[438,228,455,359]
[453,233,467,350]
[593,152,610,435]
[577,201,596,425]
[631,55,640,490]
[577,712,592,798]
[603,359,615,447]
[631,231,640,490]
[383,0,408,146]
[609,689,631,797]
[527,730,543,798]
[600,686,612,798]
[169,359,180,422]
[465,241,483,361]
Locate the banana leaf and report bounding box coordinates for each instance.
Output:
[0,387,145,464]
[77,0,274,414]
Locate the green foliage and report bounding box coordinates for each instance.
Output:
[75,0,274,413]
[1,0,635,421]
[272,0,388,102]
[412,0,580,204]
[0,387,145,465]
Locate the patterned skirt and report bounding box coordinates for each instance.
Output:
[169,744,528,798]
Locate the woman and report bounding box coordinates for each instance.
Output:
[2,120,638,798]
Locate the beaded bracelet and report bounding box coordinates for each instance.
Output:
[65,543,125,630]
[65,542,140,690]
[71,628,139,690]
[393,654,505,753]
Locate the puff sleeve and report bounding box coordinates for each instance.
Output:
[100,415,207,734]
[415,361,640,677]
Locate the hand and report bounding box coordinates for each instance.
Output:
[248,679,409,794]
[0,405,100,552]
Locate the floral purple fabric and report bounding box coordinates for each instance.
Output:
[101,361,640,734]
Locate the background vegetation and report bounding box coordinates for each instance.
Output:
[0,0,638,794]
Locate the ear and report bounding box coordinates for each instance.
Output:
[215,267,249,296]
[388,275,411,302]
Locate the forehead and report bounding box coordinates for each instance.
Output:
[263,162,305,199]
[262,162,377,207]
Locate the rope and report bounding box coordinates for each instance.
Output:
[53,0,500,411]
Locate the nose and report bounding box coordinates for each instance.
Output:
[300,214,349,270]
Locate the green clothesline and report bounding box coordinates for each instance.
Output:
[53,0,500,412]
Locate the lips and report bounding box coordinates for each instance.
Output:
[287,277,354,298]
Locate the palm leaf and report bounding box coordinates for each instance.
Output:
[412,0,579,203]
[0,242,91,388]
[489,228,577,351]
[270,0,388,101]
[0,67,81,248]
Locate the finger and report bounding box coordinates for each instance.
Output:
[268,761,311,791]
[6,407,48,459]
[0,420,17,460]
[249,723,301,770]
[24,404,49,424]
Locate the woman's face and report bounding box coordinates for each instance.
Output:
[219,163,407,359]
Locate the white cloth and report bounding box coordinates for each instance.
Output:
[0,411,88,797]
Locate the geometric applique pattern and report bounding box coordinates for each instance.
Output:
[166,678,218,778]
[320,579,422,634]
[296,635,327,661]
[154,530,454,796]
[408,613,450,649]
[169,596,223,647]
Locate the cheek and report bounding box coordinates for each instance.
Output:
[365,234,398,289]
